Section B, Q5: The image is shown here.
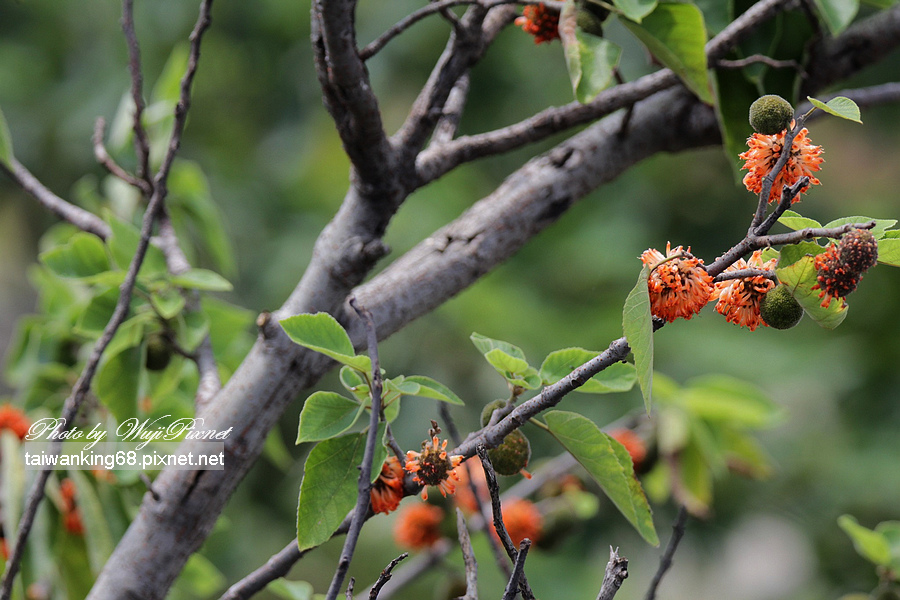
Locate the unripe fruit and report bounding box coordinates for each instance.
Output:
[759,285,803,330]
[481,399,507,427]
[839,229,878,273]
[488,429,531,476]
[145,332,173,371]
[749,95,794,135]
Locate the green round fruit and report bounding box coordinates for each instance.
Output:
[481,399,507,427]
[488,429,531,476]
[759,285,803,330]
[145,332,173,371]
[749,95,794,135]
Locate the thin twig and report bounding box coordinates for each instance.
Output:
[455,508,478,600]
[713,268,776,283]
[359,0,560,60]
[368,553,409,600]
[502,540,531,600]
[0,159,111,239]
[122,0,154,189]
[477,445,535,600]
[324,298,385,600]
[644,506,688,600]
[92,117,152,196]
[715,53,805,77]
[755,176,811,236]
[596,547,629,600]
[354,541,451,600]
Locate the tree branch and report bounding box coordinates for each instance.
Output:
[502,540,532,600]
[644,507,688,600]
[93,116,152,196]
[368,553,408,600]
[597,547,629,600]
[324,298,384,600]
[0,158,111,239]
[219,540,302,600]
[122,0,154,188]
[455,508,479,600]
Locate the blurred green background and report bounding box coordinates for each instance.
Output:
[1,0,899,599]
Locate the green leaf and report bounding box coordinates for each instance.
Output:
[95,345,142,423]
[682,375,781,428]
[339,366,371,401]
[170,268,233,292]
[875,521,900,572]
[296,391,363,443]
[0,105,13,167]
[266,579,314,600]
[776,255,848,329]
[484,348,531,375]
[657,406,691,454]
[613,0,657,22]
[150,288,186,320]
[39,233,111,279]
[777,241,826,269]
[807,95,862,123]
[623,265,653,411]
[76,286,123,336]
[622,3,713,104]
[540,348,637,393]
[402,375,464,405]
[280,313,371,372]
[296,431,385,551]
[105,213,168,279]
[172,554,226,598]
[675,440,713,515]
[778,210,822,231]
[561,4,622,103]
[151,44,189,105]
[822,216,895,238]
[470,332,528,361]
[811,0,859,34]
[839,515,891,567]
[712,67,761,182]
[545,411,658,545]
[720,429,773,479]
[877,238,900,267]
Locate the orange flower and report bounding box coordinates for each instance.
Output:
[59,478,84,535]
[812,243,856,308]
[609,429,647,470]
[640,243,713,323]
[371,456,405,515]
[0,537,7,561]
[405,436,464,501]
[453,462,489,515]
[740,123,823,204]
[0,404,30,440]
[515,4,560,44]
[710,250,777,331]
[497,499,543,547]
[63,510,85,536]
[393,503,445,550]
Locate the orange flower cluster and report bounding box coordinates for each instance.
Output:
[405,435,464,501]
[740,123,823,204]
[0,404,30,440]
[393,503,445,550]
[497,499,543,547]
[59,478,84,535]
[515,4,560,44]
[640,243,713,323]
[711,250,778,331]
[371,456,405,515]
[609,429,647,470]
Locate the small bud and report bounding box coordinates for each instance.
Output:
[749,95,794,135]
[839,229,878,273]
[759,285,804,330]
